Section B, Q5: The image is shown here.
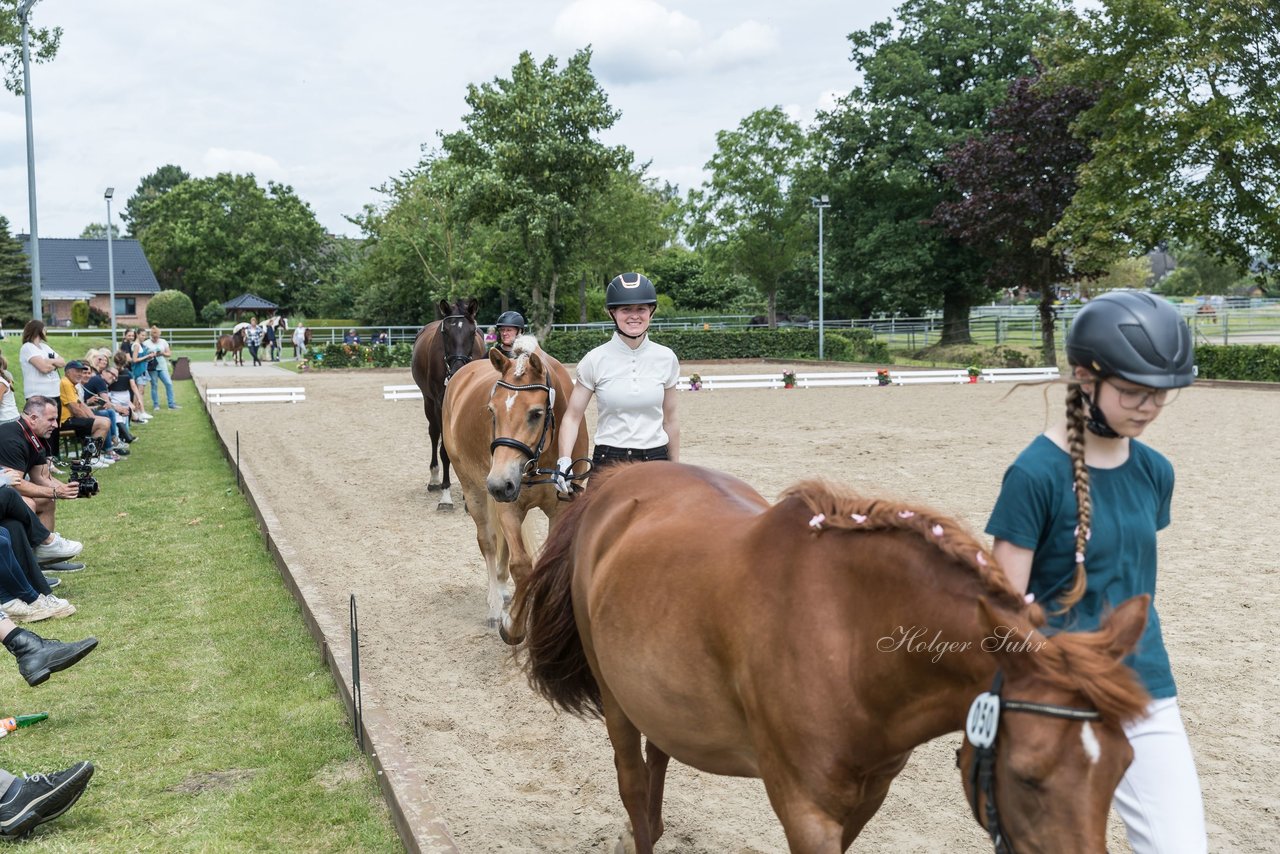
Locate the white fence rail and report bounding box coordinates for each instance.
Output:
[207,387,306,405]
[384,384,423,401]
[676,367,1060,391]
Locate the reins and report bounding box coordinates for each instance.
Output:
[962,670,1102,854]
[488,379,591,496]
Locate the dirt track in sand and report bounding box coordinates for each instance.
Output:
[199,364,1278,852]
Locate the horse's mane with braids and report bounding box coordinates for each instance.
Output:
[781,480,1033,617]
[782,478,1148,723]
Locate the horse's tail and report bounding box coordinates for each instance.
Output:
[511,486,603,719]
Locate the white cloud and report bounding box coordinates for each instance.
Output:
[553,0,777,83]
[201,148,285,180]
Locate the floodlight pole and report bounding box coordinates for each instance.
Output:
[19,0,43,320]
[105,188,117,349]
[811,195,831,360]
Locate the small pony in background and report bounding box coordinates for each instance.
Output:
[215,329,245,366]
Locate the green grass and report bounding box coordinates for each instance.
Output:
[0,339,400,851]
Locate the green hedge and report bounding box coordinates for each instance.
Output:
[305,329,892,370]
[1196,344,1280,382]
[306,342,411,368]
[543,328,889,364]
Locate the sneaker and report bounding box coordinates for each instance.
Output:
[0,598,59,624]
[36,534,83,564]
[88,459,111,470]
[41,561,84,573]
[0,761,94,838]
[168,404,181,410]
[111,446,130,457]
[43,576,60,589]
[34,594,75,618]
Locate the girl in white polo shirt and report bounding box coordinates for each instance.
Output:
[554,273,680,492]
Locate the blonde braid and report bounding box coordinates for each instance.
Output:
[1059,382,1091,612]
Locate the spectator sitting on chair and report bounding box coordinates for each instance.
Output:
[0,397,84,532]
[343,328,360,345]
[0,467,82,602]
[59,363,116,463]
[146,326,179,410]
[82,353,134,450]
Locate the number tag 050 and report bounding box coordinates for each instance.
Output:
[966,692,1000,749]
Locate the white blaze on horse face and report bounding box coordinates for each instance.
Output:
[505,392,517,412]
[1081,721,1101,765]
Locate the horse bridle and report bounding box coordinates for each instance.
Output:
[961,670,1102,854]
[487,380,591,494]
[440,315,475,383]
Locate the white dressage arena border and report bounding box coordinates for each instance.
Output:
[385,384,424,401]
[383,367,1061,399]
[677,367,1059,390]
[207,387,306,405]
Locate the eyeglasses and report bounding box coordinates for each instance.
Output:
[1104,380,1179,409]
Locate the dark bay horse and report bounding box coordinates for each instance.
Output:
[441,335,588,628]
[215,330,245,366]
[410,298,483,510]
[512,462,1151,853]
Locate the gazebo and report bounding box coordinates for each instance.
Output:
[221,293,279,322]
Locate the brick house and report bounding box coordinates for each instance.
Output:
[19,235,161,327]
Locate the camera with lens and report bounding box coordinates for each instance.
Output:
[67,439,100,498]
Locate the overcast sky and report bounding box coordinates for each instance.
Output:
[2,0,900,240]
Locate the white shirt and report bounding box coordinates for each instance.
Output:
[575,333,679,449]
[19,341,61,397]
[149,337,170,372]
[0,374,17,422]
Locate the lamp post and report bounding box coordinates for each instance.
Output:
[811,194,831,360]
[19,0,43,320]
[105,188,117,349]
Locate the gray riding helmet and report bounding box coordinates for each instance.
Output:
[495,310,526,331]
[1066,291,1195,389]
[605,272,657,307]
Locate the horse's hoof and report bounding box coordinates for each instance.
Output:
[426,483,442,492]
[436,502,454,513]
[498,612,519,646]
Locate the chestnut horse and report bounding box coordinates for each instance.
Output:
[215,330,245,366]
[410,298,483,510]
[441,335,588,629]
[512,462,1151,853]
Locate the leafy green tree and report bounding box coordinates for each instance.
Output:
[564,165,678,322]
[0,215,30,324]
[820,0,1069,341]
[79,222,120,239]
[146,289,196,327]
[1049,1,1280,279]
[122,164,191,238]
[139,173,326,310]
[687,107,812,327]
[0,1,59,94]
[200,299,226,325]
[1155,243,1248,296]
[1093,256,1156,292]
[441,49,630,334]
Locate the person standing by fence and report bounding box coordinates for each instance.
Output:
[145,326,179,410]
[244,318,264,367]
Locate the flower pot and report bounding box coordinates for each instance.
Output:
[784,383,795,389]
[968,375,979,383]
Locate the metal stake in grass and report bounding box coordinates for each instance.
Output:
[350,593,363,752]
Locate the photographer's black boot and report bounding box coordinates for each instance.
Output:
[2,628,98,687]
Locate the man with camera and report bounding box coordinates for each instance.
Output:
[0,397,86,533]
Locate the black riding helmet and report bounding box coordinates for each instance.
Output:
[1066,291,1195,389]
[605,272,657,308]
[495,310,525,331]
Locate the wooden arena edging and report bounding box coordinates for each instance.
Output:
[194,382,460,854]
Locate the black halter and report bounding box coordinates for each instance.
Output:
[962,670,1103,854]
[440,315,475,383]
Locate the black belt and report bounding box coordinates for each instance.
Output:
[592,444,669,463]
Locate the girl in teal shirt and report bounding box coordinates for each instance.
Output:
[987,291,1206,853]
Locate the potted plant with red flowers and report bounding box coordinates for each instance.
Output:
[782,369,797,389]
[876,368,892,386]
[967,365,981,383]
